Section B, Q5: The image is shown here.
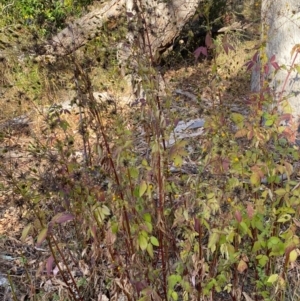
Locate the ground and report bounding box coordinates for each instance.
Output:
[0,34,256,300]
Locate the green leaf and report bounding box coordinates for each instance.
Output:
[168,274,181,288]
[138,234,148,250]
[173,154,183,167]
[111,221,119,234]
[295,64,300,74]
[267,237,281,249]
[267,274,278,284]
[139,180,147,197]
[129,167,139,179]
[252,241,261,253]
[145,221,153,233]
[231,113,244,125]
[171,291,178,301]
[289,250,298,263]
[147,243,154,258]
[143,213,151,222]
[256,254,269,267]
[239,221,253,238]
[275,188,288,196]
[101,205,110,216]
[264,119,274,126]
[36,228,48,247]
[208,231,219,253]
[150,236,159,246]
[277,214,291,223]
[21,224,32,242]
[250,173,260,186]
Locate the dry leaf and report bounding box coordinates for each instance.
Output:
[242,292,254,301]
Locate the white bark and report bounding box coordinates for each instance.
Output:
[253,0,300,127]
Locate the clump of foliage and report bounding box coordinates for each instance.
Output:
[1,1,300,301]
[2,0,92,36]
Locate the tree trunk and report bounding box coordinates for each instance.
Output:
[43,0,199,102]
[45,0,199,61]
[252,0,300,140]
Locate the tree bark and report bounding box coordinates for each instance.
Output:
[45,0,126,56]
[45,0,199,61]
[252,0,300,138]
[43,0,199,102]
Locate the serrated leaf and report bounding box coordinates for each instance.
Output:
[139,180,147,197]
[267,274,278,284]
[36,228,48,247]
[138,234,148,250]
[147,243,154,258]
[51,212,75,224]
[150,236,159,246]
[21,224,32,242]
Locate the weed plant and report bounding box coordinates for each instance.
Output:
[1,1,300,301]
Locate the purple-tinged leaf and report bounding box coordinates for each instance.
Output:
[252,51,259,62]
[46,256,54,276]
[270,54,276,62]
[244,60,254,71]
[271,61,280,70]
[264,63,269,74]
[51,212,75,224]
[205,32,213,49]
[36,228,48,247]
[234,210,242,223]
[194,46,207,59]
[62,109,71,115]
[223,43,235,55]
[53,265,59,276]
